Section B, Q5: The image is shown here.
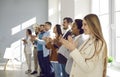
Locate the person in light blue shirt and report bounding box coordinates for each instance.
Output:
[32,22,55,77]
[35,24,45,77]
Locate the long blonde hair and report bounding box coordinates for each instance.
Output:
[84,14,106,54]
[84,14,107,77]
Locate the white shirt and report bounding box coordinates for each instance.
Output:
[65,34,85,74]
[37,30,54,57]
[58,28,71,58]
[25,36,33,54]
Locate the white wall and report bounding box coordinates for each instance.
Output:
[48,0,91,24]
[48,0,61,25]
[0,0,48,63]
[61,0,75,21]
[74,0,91,19]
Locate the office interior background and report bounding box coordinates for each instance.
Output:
[0,0,120,77]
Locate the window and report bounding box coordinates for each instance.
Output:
[92,0,120,67]
[99,0,109,14]
[91,0,110,55]
[115,0,120,62]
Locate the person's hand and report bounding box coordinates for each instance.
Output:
[58,35,62,41]
[42,37,47,42]
[22,39,27,44]
[31,35,37,41]
[43,37,53,44]
[60,36,76,51]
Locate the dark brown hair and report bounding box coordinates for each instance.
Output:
[55,24,62,36]
[75,19,84,34]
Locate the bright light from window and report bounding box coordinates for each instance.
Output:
[115,0,120,11]
[11,17,36,36]
[116,13,120,36]
[22,17,36,30]
[11,25,21,35]
[100,0,109,14]
[91,0,99,14]
[11,40,21,60]
[99,15,110,54]
[10,17,37,64]
[49,8,54,17]
[115,12,120,62]
[116,38,120,62]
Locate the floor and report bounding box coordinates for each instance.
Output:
[0,60,120,77]
[0,60,40,77]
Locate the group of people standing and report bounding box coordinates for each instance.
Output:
[22,14,108,77]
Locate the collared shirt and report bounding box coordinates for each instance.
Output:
[37,30,53,57]
[37,32,45,51]
[65,34,85,74]
[58,29,72,64]
[62,28,71,38]
[24,36,33,54]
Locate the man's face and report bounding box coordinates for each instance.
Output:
[63,19,69,30]
[35,27,39,33]
[44,24,51,31]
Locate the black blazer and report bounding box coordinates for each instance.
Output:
[63,30,72,40]
[58,30,72,64]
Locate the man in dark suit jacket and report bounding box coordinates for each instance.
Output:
[58,17,73,77]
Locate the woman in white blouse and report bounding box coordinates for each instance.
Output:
[23,29,33,74]
[65,19,85,75]
[60,14,107,77]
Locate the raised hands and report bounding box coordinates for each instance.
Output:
[30,35,37,41]
[60,36,76,51]
[22,39,27,44]
[43,37,53,44]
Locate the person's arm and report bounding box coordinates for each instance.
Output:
[54,39,62,48]
[69,48,96,72]
[60,36,106,73]
[30,35,46,45]
[70,42,107,73]
[36,38,46,45]
[45,38,58,49]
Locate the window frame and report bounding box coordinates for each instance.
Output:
[91,0,120,67]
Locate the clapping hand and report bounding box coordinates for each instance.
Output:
[60,36,76,51]
[43,37,53,44]
[30,35,37,41]
[22,39,27,44]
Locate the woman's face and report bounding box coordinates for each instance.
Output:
[26,30,29,36]
[72,23,79,35]
[82,19,91,35]
[53,26,57,34]
[63,19,69,30]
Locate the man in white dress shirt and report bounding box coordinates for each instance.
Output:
[58,17,73,77]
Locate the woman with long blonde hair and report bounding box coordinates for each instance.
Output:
[60,14,107,77]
